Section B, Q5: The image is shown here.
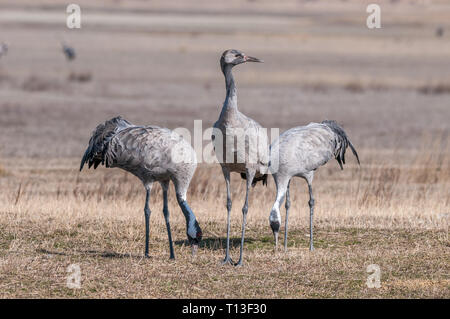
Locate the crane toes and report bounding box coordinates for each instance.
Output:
[221,256,234,266]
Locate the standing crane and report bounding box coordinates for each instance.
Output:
[268,120,359,251]
[436,26,444,38]
[0,42,8,58]
[61,42,76,61]
[212,49,268,266]
[80,116,202,259]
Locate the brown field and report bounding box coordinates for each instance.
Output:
[0,0,449,298]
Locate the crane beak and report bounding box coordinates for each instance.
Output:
[245,55,263,63]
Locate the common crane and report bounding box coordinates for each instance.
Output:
[62,42,75,61]
[212,49,268,266]
[80,116,202,259]
[268,120,359,251]
[0,42,8,58]
[436,26,444,38]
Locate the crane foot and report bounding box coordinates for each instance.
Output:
[221,256,234,266]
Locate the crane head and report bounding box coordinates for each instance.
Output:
[220,49,263,68]
[187,221,203,256]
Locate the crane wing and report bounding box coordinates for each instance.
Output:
[80,116,134,171]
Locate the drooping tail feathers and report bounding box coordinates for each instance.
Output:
[321,120,360,169]
[240,173,268,187]
[80,116,133,171]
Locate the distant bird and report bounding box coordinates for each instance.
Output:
[62,42,76,61]
[212,49,268,266]
[436,26,444,38]
[268,120,360,251]
[80,116,202,259]
[0,42,8,58]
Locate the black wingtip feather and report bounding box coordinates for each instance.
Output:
[322,120,360,169]
[79,116,132,173]
[240,173,268,187]
[349,141,360,165]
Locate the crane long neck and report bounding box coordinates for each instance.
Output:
[221,65,238,115]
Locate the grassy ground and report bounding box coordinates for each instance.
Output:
[0,146,448,298]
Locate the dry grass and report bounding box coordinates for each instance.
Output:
[418,83,450,95]
[21,76,62,92]
[0,163,6,177]
[68,72,92,83]
[0,142,448,298]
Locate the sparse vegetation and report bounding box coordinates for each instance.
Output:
[0,144,448,298]
[22,76,61,92]
[417,83,450,95]
[68,72,92,83]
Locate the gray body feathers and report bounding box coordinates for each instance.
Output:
[213,49,267,266]
[213,112,269,185]
[269,120,359,178]
[80,116,202,259]
[80,116,133,170]
[80,116,197,189]
[268,120,359,251]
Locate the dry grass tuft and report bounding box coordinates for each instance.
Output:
[418,83,450,95]
[0,69,10,83]
[358,138,449,208]
[68,72,92,83]
[0,163,6,177]
[22,76,61,92]
[344,81,365,93]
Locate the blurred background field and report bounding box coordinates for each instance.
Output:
[0,0,448,298]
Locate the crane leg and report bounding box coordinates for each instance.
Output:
[284,180,291,252]
[221,167,233,265]
[270,175,289,251]
[161,181,175,260]
[235,169,255,267]
[144,184,153,258]
[308,183,315,251]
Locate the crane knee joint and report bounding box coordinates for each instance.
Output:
[226,199,232,211]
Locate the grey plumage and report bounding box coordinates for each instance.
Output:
[268,120,359,251]
[80,116,202,259]
[322,120,360,169]
[62,42,76,61]
[212,49,268,266]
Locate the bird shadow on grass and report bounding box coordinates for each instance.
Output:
[36,248,143,259]
[174,237,257,251]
